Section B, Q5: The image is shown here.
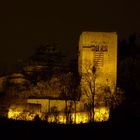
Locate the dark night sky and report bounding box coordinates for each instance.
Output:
[0,0,140,72]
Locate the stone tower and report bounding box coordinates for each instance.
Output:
[79,32,117,106]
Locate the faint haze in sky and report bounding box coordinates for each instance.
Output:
[0,0,140,72]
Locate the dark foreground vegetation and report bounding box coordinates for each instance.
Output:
[1,93,140,140]
[0,112,140,140]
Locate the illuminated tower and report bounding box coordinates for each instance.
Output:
[79,32,117,105]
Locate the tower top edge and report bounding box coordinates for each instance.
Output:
[80,32,117,36]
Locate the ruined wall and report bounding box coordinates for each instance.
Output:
[27,99,109,123]
[27,99,83,113]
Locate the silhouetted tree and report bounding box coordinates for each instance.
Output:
[34,114,41,121]
[50,106,59,123]
[60,72,80,124]
[118,33,140,101]
[81,62,97,122]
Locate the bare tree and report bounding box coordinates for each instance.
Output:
[81,60,125,122]
[50,106,59,123]
[60,72,72,124]
[84,102,93,122]
[60,72,80,124]
[81,62,96,122]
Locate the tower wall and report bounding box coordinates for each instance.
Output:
[79,32,117,104]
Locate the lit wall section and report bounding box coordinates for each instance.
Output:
[79,32,117,105]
